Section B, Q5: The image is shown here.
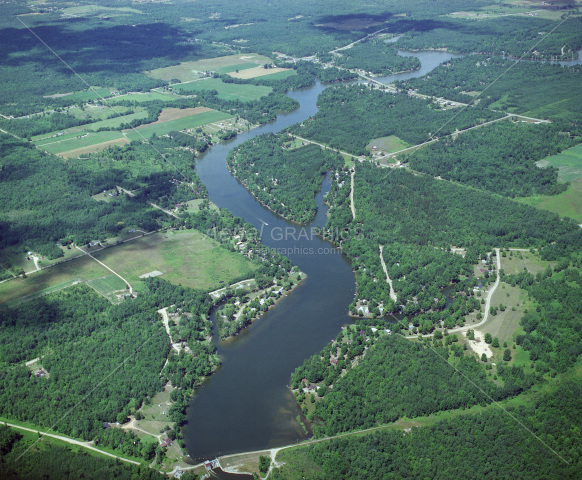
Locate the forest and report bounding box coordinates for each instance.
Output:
[0,426,175,480]
[324,163,580,313]
[331,39,420,75]
[293,333,531,437]
[0,133,208,259]
[394,15,582,60]
[273,378,581,480]
[0,278,216,455]
[395,56,582,122]
[288,84,502,155]
[406,121,577,197]
[227,133,343,223]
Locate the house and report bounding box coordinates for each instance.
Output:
[330,358,338,365]
[161,438,173,448]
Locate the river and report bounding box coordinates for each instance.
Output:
[183,49,471,461]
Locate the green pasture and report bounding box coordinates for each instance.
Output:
[175,78,272,101]
[536,143,582,183]
[35,131,125,155]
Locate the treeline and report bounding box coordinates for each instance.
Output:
[288,84,502,155]
[395,15,582,60]
[395,56,582,121]
[0,278,217,448]
[332,39,420,75]
[0,426,171,480]
[227,133,343,223]
[275,379,582,480]
[407,121,576,197]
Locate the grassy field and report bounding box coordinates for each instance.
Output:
[108,91,178,104]
[35,131,127,155]
[44,87,114,103]
[536,143,582,183]
[0,255,109,306]
[517,177,582,222]
[0,229,256,305]
[93,230,256,291]
[65,104,136,122]
[366,135,411,154]
[481,283,529,344]
[145,53,273,82]
[125,109,231,141]
[87,275,128,301]
[244,69,297,81]
[175,78,272,101]
[500,249,553,275]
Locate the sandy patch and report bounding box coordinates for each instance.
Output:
[139,270,163,279]
[59,137,129,158]
[228,67,292,79]
[465,330,493,359]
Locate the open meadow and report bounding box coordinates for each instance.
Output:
[34,130,128,156]
[174,77,272,101]
[517,177,582,223]
[93,230,256,292]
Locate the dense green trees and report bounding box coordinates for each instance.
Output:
[407,121,576,197]
[0,426,169,480]
[227,133,342,222]
[332,39,420,75]
[395,15,582,60]
[0,278,216,452]
[274,379,582,480]
[395,56,582,121]
[288,84,502,155]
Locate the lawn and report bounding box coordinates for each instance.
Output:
[87,275,129,301]
[92,230,256,291]
[517,177,582,222]
[125,109,231,141]
[536,143,582,183]
[145,53,273,82]
[174,78,272,101]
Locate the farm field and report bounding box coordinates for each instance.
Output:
[32,109,148,142]
[536,143,582,183]
[65,104,136,122]
[93,229,256,292]
[174,77,272,101]
[517,177,582,222]
[34,130,128,156]
[144,53,273,82]
[125,108,231,141]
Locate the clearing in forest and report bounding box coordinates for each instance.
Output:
[517,177,582,223]
[536,143,582,183]
[366,135,411,155]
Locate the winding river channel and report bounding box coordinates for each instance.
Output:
[182,47,576,460]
